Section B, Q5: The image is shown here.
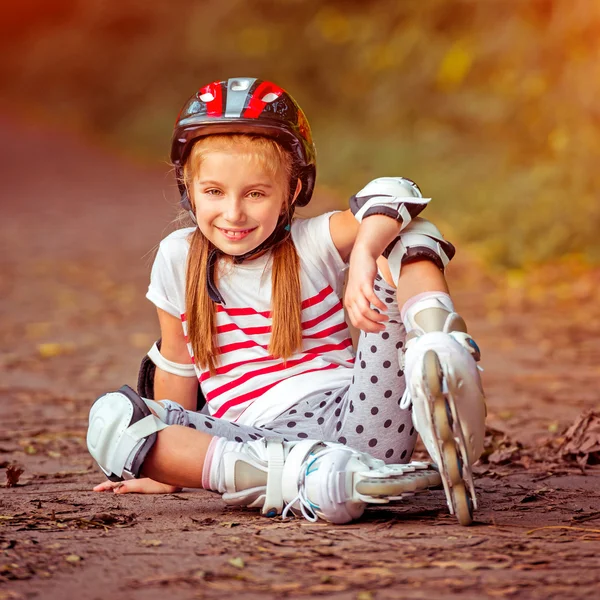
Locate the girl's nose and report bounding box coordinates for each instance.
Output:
[223,197,245,223]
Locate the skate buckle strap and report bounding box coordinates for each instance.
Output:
[330,471,349,504]
[282,446,336,523]
[262,439,285,517]
[126,414,169,439]
[399,387,412,410]
[111,415,168,477]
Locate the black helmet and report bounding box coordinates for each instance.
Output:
[171,77,316,208]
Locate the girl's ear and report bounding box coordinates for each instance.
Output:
[291,179,302,205]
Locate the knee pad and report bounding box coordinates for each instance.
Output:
[87,385,168,481]
[384,218,456,286]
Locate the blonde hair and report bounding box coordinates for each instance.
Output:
[182,135,302,374]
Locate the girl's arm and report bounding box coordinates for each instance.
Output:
[153,308,199,410]
[329,209,360,262]
[94,308,198,495]
[344,214,448,333]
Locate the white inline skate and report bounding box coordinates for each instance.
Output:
[400,295,486,525]
[216,440,443,523]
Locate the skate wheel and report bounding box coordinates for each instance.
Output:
[424,351,452,442]
[356,469,442,498]
[451,482,474,526]
[440,437,461,486]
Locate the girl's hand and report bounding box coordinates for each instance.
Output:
[93,478,181,494]
[345,245,388,333]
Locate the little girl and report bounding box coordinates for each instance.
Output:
[87,77,486,525]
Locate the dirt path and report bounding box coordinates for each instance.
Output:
[1,114,600,600]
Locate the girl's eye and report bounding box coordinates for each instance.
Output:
[206,189,222,196]
[248,191,264,199]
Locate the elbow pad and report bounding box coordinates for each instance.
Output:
[383,218,456,286]
[349,177,431,229]
[147,342,197,378]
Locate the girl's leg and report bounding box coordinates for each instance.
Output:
[87,385,439,524]
[336,274,415,462]
[148,398,298,444]
[266,275,414,464]
[141,425,210,488]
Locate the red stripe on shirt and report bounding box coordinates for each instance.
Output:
[213,363,342,418]
[301,285,334,309]
[200,355,276,382]
[217,304,271,318]
[303,321,349,340]
[302,301,343,330]
[218,339,267,355]
[216,302,345,338]
[201,337,354,382]
[217,322,272,336]
[214,285,335,319]
[206,353,318,402]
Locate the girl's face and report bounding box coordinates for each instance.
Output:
[191,148,295,256]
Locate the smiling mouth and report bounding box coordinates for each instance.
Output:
[217,227,255,240]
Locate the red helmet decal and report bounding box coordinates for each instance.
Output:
[243,81,284,119]
[199,81,224,117]
[297,109,311,145]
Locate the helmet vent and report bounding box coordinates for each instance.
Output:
[261,92,279,103]
[200,92,215,102]
[230,79,250,91]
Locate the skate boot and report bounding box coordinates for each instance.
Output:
[400,295,486,525]
[216,438,442,524]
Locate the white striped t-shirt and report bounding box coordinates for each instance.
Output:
[146,212,355,427]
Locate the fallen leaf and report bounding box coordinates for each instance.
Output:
[487,586,520,597]
[5,465,24,487]
[65,554,82,564]
[37,343,75,358]
[271,582,302,593]
[228,557,245,569]
[308,583,348,594]
[190,517,217,526]
[431,560,482,571]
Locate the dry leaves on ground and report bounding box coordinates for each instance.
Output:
[555,411,600,468]
[5,465,24,488]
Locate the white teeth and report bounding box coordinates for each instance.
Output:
[220,228,252,239]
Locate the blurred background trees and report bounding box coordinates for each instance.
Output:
[2,0,599,267]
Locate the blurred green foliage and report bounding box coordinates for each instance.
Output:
[2,0,599,267]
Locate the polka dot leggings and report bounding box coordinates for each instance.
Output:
[157,275,415,464]
[267,274,415,463]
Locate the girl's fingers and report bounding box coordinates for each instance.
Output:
[93,480,122,492]
[113,481,139,494]
[366,287,387,312]
[350,291,389,322]
[347,302,387,334]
